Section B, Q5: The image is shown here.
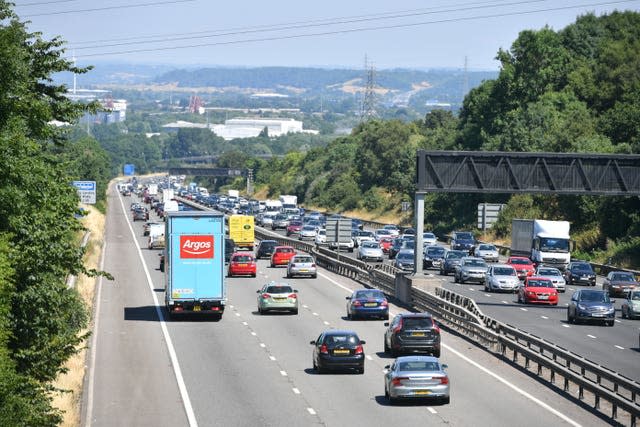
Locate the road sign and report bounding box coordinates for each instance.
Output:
[477,203,505,230]
[72,180,96,204]
[326,218,352,243]
[123,164,135,176]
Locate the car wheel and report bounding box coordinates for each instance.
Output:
[358,366,364,375]
[383,313,389,321]
[252,273,256,278]
[440,269,446,276]
[312,274,317,279]
[291,309,298,315]
[390,347,398,358]
[606,320,614,327]
[270,262,275,268]
[441,396,450,405]
[347,312,352,320]
[453,274,458,283]
[459,277,465,284]
[432,349,441,358]
[286,272,291,278]
[484,284,490,292]
[567,310,572,323]
[258,306,263,315]
[388,395,398,405]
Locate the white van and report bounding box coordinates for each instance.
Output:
[163,200,179,216]
[147,223,165,249]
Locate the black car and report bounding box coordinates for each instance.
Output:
[224,238,235,263]
[439,250,467,275]
[310,330,366,374]
[256,240,278,259]
[423,245,446,269]
[450,231,476,251]
[563,261,596,286]
[384,313,441,357]
[389,238,411,259]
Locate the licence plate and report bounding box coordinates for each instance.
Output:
[411,332,426,337]
[538,295,548,300]
[364,303,377,307]
[193,305,201,312]
[333,349,350,355]
[300,269,308,272]
[414,390,431,395]
[274,297,286,301]
[591,313,605,317]
[238,264,248,267]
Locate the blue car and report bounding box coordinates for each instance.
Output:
[567,289,615,326]
[346,289,389,320]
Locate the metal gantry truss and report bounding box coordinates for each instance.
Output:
[416,151,640,196]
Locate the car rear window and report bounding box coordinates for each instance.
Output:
[324,334,359,345]
[266,286,293,294]
[427,247,445,256]
[354,290,383,299]
[277,247,294,253]
[464,259,487,266]
[233,255,254,262]
[611,273,634,281]
[402,317,434,330]
[478,244,494,250]
[293,256,313,263]
[510,258,531,265]
[398,361,440,372]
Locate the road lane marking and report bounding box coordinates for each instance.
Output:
[614,319,621,323]
[303,304,309,308]
[484,294,491,297]
[468,288,475,291]
[312,312,319,316]
[615,345,625,350]
[235,312,240,317]
[520,308,528,311]
[443,343,582,427]
[427,407,437,414]
[587,335,596,339]
[259,343,266,348]
[323,321,330,325]
[562,324,570,328]
[229,305,234,309]
[502,301,508,304]
[541,316,548,319]
[366,355,373,360]
[317,271,355,293]
[292,388,301,394]
[307,408,316,415]
[117,194,198,427]
[242,321,248,326]
[269,356,276,361]
[280,371,287,376]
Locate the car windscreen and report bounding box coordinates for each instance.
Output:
[571,264,593,272]
[456,233,473,240]
[427,247,445,256]
[478,244,495,250]
[302,226,316,231]
[464,259,487,267]
[447,252,465,259]
[526,280,553,288]
[266,286,293,294]
[611,273,635,282]
[579,291,610,302]
[362,242,379,248]
[494,267,516,276]
[402,317,433,330]
[397,253,414,261]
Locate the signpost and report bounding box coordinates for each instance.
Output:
[477,203,505,231]
[72,181,96,204]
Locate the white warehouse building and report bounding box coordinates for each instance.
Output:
[211,118,318,140]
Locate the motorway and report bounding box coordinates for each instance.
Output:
[262,225,640,383]
[82,188,612,426]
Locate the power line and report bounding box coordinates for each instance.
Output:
[71,0,638,59]
[15,0,80,6]
[22,0,196,17]
[67,0,544,47]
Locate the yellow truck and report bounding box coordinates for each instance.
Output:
[229,215,255,251]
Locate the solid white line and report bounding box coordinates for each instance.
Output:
[427,407,437,414]
[84,240,107,427]
[614,345,625,350]
[587,335,596,339]
[443,343,582,427]
[280,371,288,376]
[317,271,354,293]
[292,388,301,394]
[307,408,316,415]
[118,194,198,427]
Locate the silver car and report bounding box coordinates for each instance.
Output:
[535,266,567,292]
[256,282,299,314]
[454,257,488,284]
[394,249,415,272]
[287,254,317,278]
[473,243,499,262]
[357,241,384,262]
[485,264,520,293]
[384,355,450,405]
[298,225,317,240]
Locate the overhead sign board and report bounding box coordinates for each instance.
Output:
[72,180,96,204]
[326,218,352,244]
[477,203,505,230]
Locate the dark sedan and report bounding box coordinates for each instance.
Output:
[567,289,615,326]
[439,250,467,276]
[602,271,638,297]
[311,330,366,374]
[255,240,278,259]
[564,261,596,286]
[346,289,389,320]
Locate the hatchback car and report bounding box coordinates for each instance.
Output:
[132,208,148,221]
[422,232,438,245]
[564,261,596,286]
[346,289,389,320]
[256,282,298,314]
[315,229,327,246]
[286,220,303,237]
[423,245,446,270]
[375,228,394,242]
[379,237,394,254]
[621,290,640,319]
[270,246,296,267]
[256,240,278,259]
[507,256,535,280]
[384,356,450,405]
[602,271,638,296]
[453,257,488,284]
[439,250,468,276]
[382,224,401,237]
[353,230,376,247]
[484,264,520,293]
[472,244,499,263]
[534,266,566,292]
[228,253,257,277]
[357,241,384,262]
[298,225,318,241]
[567,289,615,326]
[311,330,366,374]
[287,254,317,278]
[517,277,558,305]
[384,313,441,357]
[394,249,415,272]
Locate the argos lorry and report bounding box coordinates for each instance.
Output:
[164,211,226,318]
[228,214,255,251]
[510,219,573,270]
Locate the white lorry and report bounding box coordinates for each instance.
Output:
[510,219,573,270]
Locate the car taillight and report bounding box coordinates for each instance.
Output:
[391,377,408,386]
[393,319,403,334]
[432,321,440,334]
[352,300,362,307]
[354,345,363,354]
[435,376,449,385]
[320,344,329,354]
[288,293,297,299]
[311,264,316,268]
[261,293,270,299]
[380,300,388,307]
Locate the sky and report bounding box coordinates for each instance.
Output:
[12,0,640,71]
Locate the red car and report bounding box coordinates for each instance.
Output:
[270,246,296,267]
[286,221,303,237]
[507,256,535,280]
[379,237,393,253]
[517,277,558,305]
[228,252,257,277]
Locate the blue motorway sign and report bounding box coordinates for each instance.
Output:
[72,181,96,204]
[123,164,135,176]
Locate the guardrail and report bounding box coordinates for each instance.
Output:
[179,196,639,426]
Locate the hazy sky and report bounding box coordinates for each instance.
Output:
[13,0,640,70]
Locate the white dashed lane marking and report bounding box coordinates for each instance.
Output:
[562,325,570,328]
[587,335,596,339]
[280,371,287,377]
[427,407,438,414]
[292,388,301,394]
[541,316,548,319]
[307,408,316,415]
[615,345,625,350]
[520,308,528,312]
[269,356,276,361]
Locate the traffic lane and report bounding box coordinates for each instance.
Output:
[88,190,186,426]
[226,261,604,427]
[439,278,640,381]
